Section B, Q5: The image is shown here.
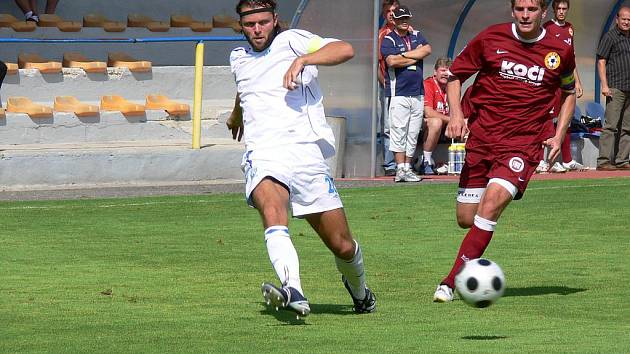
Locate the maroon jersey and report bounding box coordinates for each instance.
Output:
[543,19,575,116]
[450,22,576,150]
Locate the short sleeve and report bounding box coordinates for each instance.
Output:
[283,29,339,56]
[380,36,399,60]
[596,32,613,59]
[423,79,436,108]
[229,47,247,74]
[449,31,486,83]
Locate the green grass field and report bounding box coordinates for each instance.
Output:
[1,178,629,353]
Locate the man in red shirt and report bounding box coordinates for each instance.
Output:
[433,0,576,302]
[422,57,452,175]
[536,0,584,173]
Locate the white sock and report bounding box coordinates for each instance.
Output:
[423,151,433,165]
[264,226,303,295]
[404,162,411,170]
[335,240,366,300]
[473,215,497,232]
[397,163,405,170]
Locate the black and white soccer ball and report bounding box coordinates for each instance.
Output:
[455,258,506,308]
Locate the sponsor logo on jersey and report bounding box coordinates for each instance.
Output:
[564,38,572,46]
[509,157,525,173]
[544,52,561,70]
[499,60,545,86]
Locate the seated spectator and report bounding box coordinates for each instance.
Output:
[14,0,59,22]
[421,57,452,175]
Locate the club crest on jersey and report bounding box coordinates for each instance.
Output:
[544,52,561,70]
[500,60,545,86]
[509,157,525,173]
[568,27,574,37]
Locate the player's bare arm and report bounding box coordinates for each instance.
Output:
[597,58,611,97]
[573,68,583,98]
[283,41,354,90]
[385,44,432,68]
[545,90,576,162]
[445,76,467,139]
[226,94,244,141]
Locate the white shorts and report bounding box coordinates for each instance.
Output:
[388,95,424,157]
[241,142,343,217]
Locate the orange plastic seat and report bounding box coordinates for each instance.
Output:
[0,14,19,27]
[145,95,190,115]
[100,95,145,116]
[190,22,213,32]
[83,13,125,31]
[7,97,53,118]
[146,21,170,32]
[63,52,107,73]
[107,52,152,73]
[103,21,125,32]
[57,21,82,32]
[127,14,153,27]
[170,15,195,27]
[54,96,99,116]
[38,14,62,27]
[212,15,241,32]
[11,21,36,32]
[5,63,19,75]
[18,53,62,74]
[0,108,5,119]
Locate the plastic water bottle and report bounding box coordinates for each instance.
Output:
[455,144,465,174]
[448,144,456,174]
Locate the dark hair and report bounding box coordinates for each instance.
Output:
[552,0,569,10]
[236,0,277,16]
[434,57,453,70]
[510,0,548,10]
[382,0,400,9]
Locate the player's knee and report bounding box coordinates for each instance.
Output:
[427,118,443,131]
[331,237,355,260]
[457,215,474,229]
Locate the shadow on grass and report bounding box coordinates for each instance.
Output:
[260,303,353,325]
[462,335,508,341]
[504,286,587,297]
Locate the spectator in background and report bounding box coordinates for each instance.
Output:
[381,5,431,182]
[421,57,453,175]
[378,0,401,176]
[433,0,576,303]
[537,0,584,173]
[596,6,630,171]
[14,0,59,22]
[0,60,7,105]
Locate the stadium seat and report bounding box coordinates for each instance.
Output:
[5,62,19,75]
[63,52,107,73]
[83,13,126,32]
[0,14,19,27]
[38,14,62,27]
[573,104,582,121]
[11,21,36,32]
[585,101,606,122]
[57,21,82,32]
[18,53,62,74]
[107,52,152,72]
[7,97,53,118]
[54,96,99,116]
[190,22,213,32]
[100,95,145,115]
[127,14,170,32]
[0,108,5,119]
[170,15,213,32]
[212,15,241,32]
[145,94,190,115]
[146,21,170,32]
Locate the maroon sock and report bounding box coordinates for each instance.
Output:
[561,130,572,163]
[441,225,494,289]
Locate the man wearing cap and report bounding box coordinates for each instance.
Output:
[381,5,432,182]
[226,0,376,318]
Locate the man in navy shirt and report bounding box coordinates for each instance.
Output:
[381,5,431,182]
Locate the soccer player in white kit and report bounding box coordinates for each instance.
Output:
[226,0,376,317]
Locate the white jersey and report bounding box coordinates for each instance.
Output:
[230,29,338,158]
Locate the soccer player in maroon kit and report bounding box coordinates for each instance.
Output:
[536,0,584,173]
[433,0,576,302]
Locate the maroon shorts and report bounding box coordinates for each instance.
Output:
[458,139,543,200]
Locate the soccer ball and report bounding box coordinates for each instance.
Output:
[455,258,505,308]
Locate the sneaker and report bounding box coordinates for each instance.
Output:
[422,161,435,175]
[562,160,584,171]
[402,168,421,182]
[261,282,310,317]
[550,162,567,173]
[435,164,449,175]
[394,168,405,182]
[535,160,549,173]
[433,284,454,303]
[342,276,376,313]
[384,168,396,177]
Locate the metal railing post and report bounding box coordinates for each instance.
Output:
[192,41,204,149]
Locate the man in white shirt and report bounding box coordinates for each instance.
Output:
[226,0,376,318]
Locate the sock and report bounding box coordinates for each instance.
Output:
[441,215,496,289]
[561,130,572,163]
[423,151,433,165]
[264,226,303,295]
[335,240,366,300]
[404,162,411,170]
[25,11,33,17]
[397,163,405,170]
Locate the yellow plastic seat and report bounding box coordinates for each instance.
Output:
[54,96,99,116]
[38,14,62,27]
[100,95,145,116]
[145,95,190,115]
[11,21,36,32]
[212,15,241,32]
[63,52,107,73]
[107,52,152,73]
[5,63,19,75]
[18,53,62,74]
[57,21,82,32]
[7,97,53,118]
[0,14,19,27]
